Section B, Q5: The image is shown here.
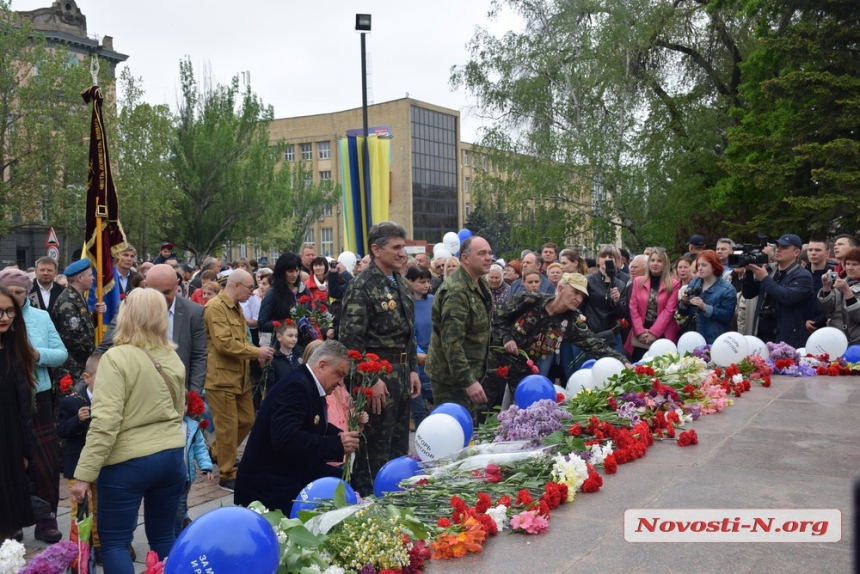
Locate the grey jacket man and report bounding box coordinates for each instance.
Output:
[97,296,208,393]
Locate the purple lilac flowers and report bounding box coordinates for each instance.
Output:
[495,399,571,444]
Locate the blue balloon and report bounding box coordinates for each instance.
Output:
[374,456,422,497]
[457,228,473,242]
[843,345,860,363]
[433,402,474,446]
[166,506,279,574]
[514,375,555,409]
[289,477,357,519]
[580,359,596,369]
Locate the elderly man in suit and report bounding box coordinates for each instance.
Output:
[97,264,207,394]
[234,340,359,515]
[30,256,65,314]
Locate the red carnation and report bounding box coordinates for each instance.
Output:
[475,492,492,514]
[348,350,363,361]
[581,476,601,493]
[496,365,509,377]
[475,512,498,536]
[437,517,451,528]
[497,495,512,507]
[319,304,327,313]
[365,353,380,361]
[381,360,393,374]
[59,375,74,393]
[556,393,565,403]
[198,419,210,430]
[603,453,617,474]
[538,499,551,517]
[515,489,533,507]
[272,320,282,329]
[285,318,294,326]
[569,423,583,436]
[298,295,311,305]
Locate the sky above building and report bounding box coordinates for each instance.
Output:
[14,0,521,143]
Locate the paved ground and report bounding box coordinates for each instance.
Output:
[20,375,856,573]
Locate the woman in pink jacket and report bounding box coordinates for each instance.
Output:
[625,249,680,360]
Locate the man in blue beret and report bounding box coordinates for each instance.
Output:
[51,259,106,382]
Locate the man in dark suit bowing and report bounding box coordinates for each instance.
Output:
[97,264,208,393]
[234,340,360,515]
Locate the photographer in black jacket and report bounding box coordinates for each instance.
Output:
[741,234,814,349]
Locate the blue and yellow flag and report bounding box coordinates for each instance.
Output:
[339,135,390,255]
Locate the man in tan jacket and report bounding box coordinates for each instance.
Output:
[204,269,274,491]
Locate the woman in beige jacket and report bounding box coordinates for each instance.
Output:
[70,288,185,574]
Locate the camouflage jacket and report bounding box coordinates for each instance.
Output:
[490,291,627,380]
[425,267,492,389]
[338,260,417,373]
[51,286,95,380]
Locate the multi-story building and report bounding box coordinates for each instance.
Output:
[266,97,465,256]
[0,0,127,267]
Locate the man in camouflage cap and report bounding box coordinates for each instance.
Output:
[338,221,422,496]
[426,236,494,416]
[51,259,105,382]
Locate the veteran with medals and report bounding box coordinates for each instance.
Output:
[338,222,422,496]
[51,258,105,382]
[481,273,629,409]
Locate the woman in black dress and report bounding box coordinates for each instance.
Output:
[0,284,38,541]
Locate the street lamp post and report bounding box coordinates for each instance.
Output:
[355,14,371,139]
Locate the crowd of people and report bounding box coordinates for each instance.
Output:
[1,226,858,570]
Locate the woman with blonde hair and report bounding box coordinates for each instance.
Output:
[70,288,185,573]
[444,256,460,280]
[626,248,680,360]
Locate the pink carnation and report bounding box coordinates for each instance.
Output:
[510,510,549,534]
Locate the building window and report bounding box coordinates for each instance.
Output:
[41,200,50,223]
[239,244,247,258]
[464,176,470,194]
[319,170,332,182]
[284,144,294,161]
[304,229,315,245]
[300,143,312,161]
[321,228,333,256]
[465,202,471,216]
[481,155,487,170]
[410,106,459,242]
[303,174,313,188]
[323,204,333,216]
[463,149,470,166]
[318,141,331,160]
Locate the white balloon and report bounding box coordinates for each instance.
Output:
[337,251,357,273]
[591,357,625,388]
[796,347,806,357]
[710,331,750,366]
[433,247,452,261]
[744,335,770,359]
[414,413,465,462]
[433,243,445,255]
[649,338,678,357]
[565,369,596,397]
[677,331,707,355]
[805,326,848,359]
[443,231,461,254]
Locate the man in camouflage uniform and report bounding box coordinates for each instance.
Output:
[482,273,629,408]
[338,221,422,496]
[52,259,105,382]
[426,236,494,416]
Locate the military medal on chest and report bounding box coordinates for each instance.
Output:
[382,287,396,311]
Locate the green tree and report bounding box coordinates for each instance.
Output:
[114,67,179,256]
[168,58,283,260]
[0,1,106,244]
[258,158,340,254]
[717,0,860,239]
[452,0,757,252]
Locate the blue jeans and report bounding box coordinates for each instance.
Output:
[174,481,191,538]
[410,365,433,427]
[97,448,185,574]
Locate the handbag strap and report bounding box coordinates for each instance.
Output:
[140,348,178,406]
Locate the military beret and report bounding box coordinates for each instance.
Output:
[64,258,92,278]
